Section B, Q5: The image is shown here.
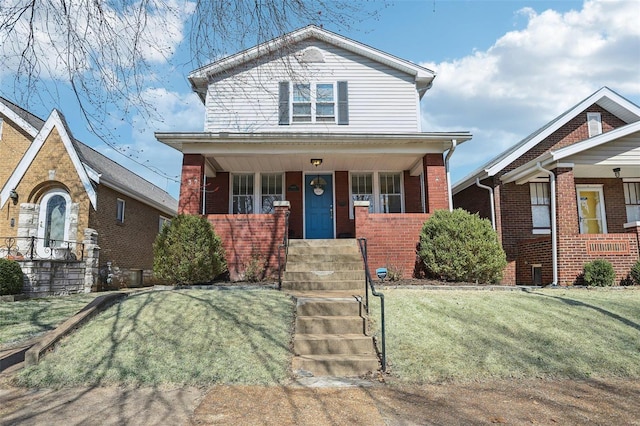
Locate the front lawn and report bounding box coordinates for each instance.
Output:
[371,288,640,383]
[0,293,101,347]
[17,289,294,387]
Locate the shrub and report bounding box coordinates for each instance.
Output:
[418,209,506,283]
[153,215,226,285]
[0,258,24,295]
[244,253,265,282]
[629,259,640,286]
[583,259,615,287]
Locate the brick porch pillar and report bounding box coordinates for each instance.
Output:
[423,154,449,212]
[555,167,579,236]
[179,154,205,215]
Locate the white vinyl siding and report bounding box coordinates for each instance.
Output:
[530,182,551,230]
[205,40,419,133]
[624,182,640,223]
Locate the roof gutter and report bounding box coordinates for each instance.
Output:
[535,162,558,286]
[475,178,496,230]
[445,139,457,211]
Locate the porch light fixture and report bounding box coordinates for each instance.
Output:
[9,189,18,205]
[613,167,621,178]
[310,158,323,167]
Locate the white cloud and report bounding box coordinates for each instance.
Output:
[420,0,640,183]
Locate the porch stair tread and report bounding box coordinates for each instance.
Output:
[285,238,379,377]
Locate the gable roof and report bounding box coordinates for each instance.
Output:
[453,87,640,193]
[501,120,640,184]
[188,24,436,101]
[0,97,177,215]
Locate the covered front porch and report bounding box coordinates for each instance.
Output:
[502,122,640,285]
[156,131,470,280]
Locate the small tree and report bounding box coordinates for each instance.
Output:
[631,259,640,286]
[153,215,226,285]
[0,258,24,295]
[418,209,506,284]
[583,259,615,287]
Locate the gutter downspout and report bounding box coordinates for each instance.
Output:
[475,178,496,230]
[535,162,558,286]
[444,139,457,212]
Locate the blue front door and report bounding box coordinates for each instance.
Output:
[305,174,334,239]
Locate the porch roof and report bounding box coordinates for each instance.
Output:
[155,131,472,176]
[501,121,640,184]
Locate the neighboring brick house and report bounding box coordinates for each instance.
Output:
[0,98,177,287]
[454,87,640,286]
[156,25,471,280]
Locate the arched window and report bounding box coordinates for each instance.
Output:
[37,190,72,257]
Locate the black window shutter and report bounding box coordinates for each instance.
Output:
[337,81,349,125]
[278,82,290,125]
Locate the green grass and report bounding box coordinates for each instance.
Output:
[0,293,101,347]
[371,289,640,383]
[17,289,294,387]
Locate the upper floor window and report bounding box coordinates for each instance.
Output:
[279,81,348,125]
[530,182,551,231]
[624,181,640,223]
[116,198,125,223]
[587,112,602,137]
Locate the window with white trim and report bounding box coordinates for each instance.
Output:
[232,174,254,214]
[587,112,602,137]
[624,182,640,223]
[351,173,374,213]
[159,216,171,232]
[116,198,125,223]
[530,182,551,230]
[261,173,283,213]
[279,81,347,125]
[379,173,402,213]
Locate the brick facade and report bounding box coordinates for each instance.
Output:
[455,100,640,285]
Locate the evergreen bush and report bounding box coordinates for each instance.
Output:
[153,215,226,285]
[418,209,506,283]
[629,259,640,286]
[583,259,615,287]
[0,258,24,295]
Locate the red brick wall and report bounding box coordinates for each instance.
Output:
[204,172,229,214]
[453,179,493,220]
[89,185,166,271]
[355,205,430,279]
[285,172,303,239]
[403,171,423,213]
[206,205,289,281]
[335,171,355,238]
[516,237,553,285]
[179,154,204,214]
[424,154,449,212]
[557,234,639,285]
[556,168,579,235]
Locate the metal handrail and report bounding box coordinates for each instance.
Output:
[0,236,84,261]
[357,237,386,372]
[277,211,290,289]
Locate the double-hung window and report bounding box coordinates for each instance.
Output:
[280,81,348,125]
[232,173,284,214]
[624,181,640,223]
[232,174,254,214]
[349,172,403,217]
[530,182,551,231]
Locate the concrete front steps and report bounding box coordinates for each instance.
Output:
[284,239,379,377]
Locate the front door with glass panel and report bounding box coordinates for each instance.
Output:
[305,174,333,239]
[577,186,607,234]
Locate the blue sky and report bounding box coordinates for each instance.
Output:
[1,0,639,200]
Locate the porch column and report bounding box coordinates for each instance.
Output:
[423,154,449,212]
[625,222,640,248]
[179,154,205,215]
[555,167,579,236]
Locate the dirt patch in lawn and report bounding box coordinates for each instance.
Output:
[2,376,639,425]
